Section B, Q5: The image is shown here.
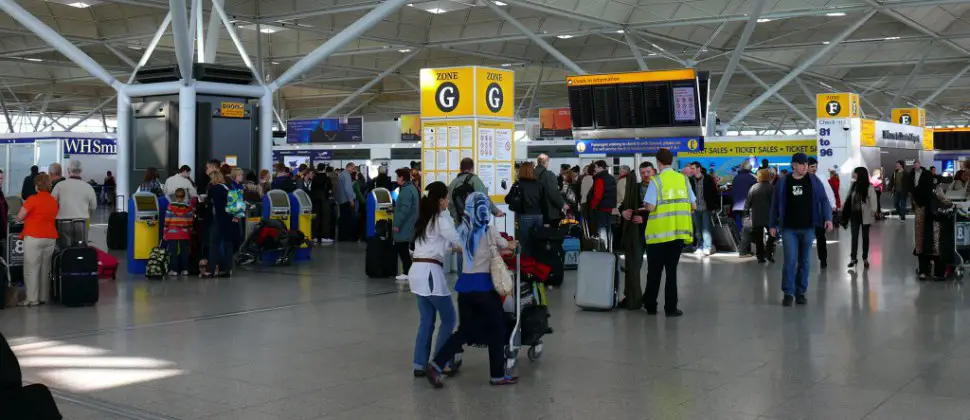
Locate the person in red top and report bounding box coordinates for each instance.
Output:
[828,168,841,211]
[17,173,58,307]
[586,160,618,250]
[163,188,195,276]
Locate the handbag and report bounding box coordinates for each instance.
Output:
[488,231,514,297]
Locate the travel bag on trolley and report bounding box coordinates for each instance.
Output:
[502,243,550,373]
[51,219,99,307]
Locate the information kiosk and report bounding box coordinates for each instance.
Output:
[366,187,394,239]
[289,190,313,261]
[128,192,166,274]
[262,190,292,264]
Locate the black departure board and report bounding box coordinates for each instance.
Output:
[592,85,620,129]
[617,83,646,128]
[568,86,594,128]
[643,82,672,127]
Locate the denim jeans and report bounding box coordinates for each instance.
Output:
[167,240,189,273]
[518,214,544,256]
[208,224,234,273]
[693,210,712,252]
[893,193,908,220]
[413,291,457,370]
[781,228,815,296]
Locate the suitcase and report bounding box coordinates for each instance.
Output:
[51,246,99,307]
[575,251,618,310]
[563,236,580,270]
[365,221,397,278]
[533,225,565,286]
[107,208,127,250]
[712,214,740,253]
[95,248,118,280]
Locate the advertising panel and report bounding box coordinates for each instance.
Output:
[400,114,421,142]
[539,108,573,138]
[286,117,363,143]
[679,140,815,157]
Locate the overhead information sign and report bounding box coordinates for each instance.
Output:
[680,140,815,157]
[565,69,696,87]
[575,137,703,155]
[420,67,475,118]
[891,107,926,127]
[816,93,859,119]
[475,67,514,118]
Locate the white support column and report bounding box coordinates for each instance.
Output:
[179,83,196,168]
[320,49,420,118]
[708,0,767,135]
[259,89,273,171]
[188,0,200,61]
[727,10,876,128]
[105,44,138,69]
[623,31,648,71]
[270,0,411,90]
[169,0,194,82]
[0,0,121,90]
[116,93,131,207]
[484,1,586,75]
[0,94,12,133]
[194,0,205,62]
[204,0,224,63]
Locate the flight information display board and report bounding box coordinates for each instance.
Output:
[566,69,704,133]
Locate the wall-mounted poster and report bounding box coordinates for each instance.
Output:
[400,114,421,142]
[287,117,363,143]
[539,108,573,138]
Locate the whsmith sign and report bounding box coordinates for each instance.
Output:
[62,138,117,155]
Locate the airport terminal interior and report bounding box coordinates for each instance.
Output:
[6,0,970,419]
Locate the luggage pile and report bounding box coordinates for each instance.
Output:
[50,219,99,307]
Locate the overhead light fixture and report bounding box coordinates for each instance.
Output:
[427,7,446,13]
[66,2,91,7]
[884,36,900,40]
[494,1,507,5]
[407,3,413,6]
[239,24,288,34]
[823,41,830,44]
[24,58,43,62]
[398,48,413,53]
[648,53,657,56]
[260,27,278,34]
[500,63,512,67]
[757,18,772,23]
[700,48,708,52]
[271,61,280,65]
[826,12,846,17]
[556,35,574,39]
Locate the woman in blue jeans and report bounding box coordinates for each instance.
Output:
[505,162,545,255]
[204,170,240,278]
[408,182,462,377]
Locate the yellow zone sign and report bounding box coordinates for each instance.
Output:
[680,140,817,157]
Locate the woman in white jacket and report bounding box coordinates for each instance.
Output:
[842,167,879,270]
[408,181,462,378]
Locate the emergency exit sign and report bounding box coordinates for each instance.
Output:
[221,102,245,118]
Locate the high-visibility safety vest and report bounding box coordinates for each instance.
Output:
[645,169,694,245]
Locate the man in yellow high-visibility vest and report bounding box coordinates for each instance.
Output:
[642,148,696,317]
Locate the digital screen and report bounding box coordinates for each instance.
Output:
[568,86,594,128]
[134,195,157,212]
[672,86,697,122]
[286,117,363,143]
[643,82,672,127]
[373,188,392,204]
[268,191,290,208]
[282,155,310,169]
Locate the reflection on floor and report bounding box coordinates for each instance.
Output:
[4,220,970,420]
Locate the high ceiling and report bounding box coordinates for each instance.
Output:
[2,0,970,131]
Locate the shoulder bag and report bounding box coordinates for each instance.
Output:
[487,231,514,297]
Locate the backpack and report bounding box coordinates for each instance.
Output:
[224,185,247,219]
[452,174,475,212]
[506,182,522,212]
[145,244,169,280]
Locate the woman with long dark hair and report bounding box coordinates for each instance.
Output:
[913,168,953,280]
[407,181,461,377]
[842,167,878,269]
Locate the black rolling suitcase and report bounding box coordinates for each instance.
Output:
[712,213,741,253]
[107,196,127,250]
[51,246,99,307]
[365,220,397,278]
[532,225,565,287]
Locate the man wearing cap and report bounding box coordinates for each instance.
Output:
[769,153,833,307]
[807,157,837,268]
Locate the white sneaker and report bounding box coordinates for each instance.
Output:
[702,249,712,256]
[395,274,409,281]
[320,238,334,244]
[180,271,189,276]
[167,271,178,276]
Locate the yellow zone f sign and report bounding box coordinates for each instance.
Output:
[221,102,245,118]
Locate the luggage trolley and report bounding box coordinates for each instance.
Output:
[505,245,544,372]
[952,201,970,278]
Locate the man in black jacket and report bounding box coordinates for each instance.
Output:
[535,154,566,225]
[689,161,719,256]
[20,165,38,199]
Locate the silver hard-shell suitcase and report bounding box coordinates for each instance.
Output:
[575,220,619,310]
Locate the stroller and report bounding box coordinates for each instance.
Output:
[235,219,305,266]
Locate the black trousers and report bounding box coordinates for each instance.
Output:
[645,239,684,312]
[433,291,507,379]
[395,241,413,275]
[337,202,357,242]
[311,202,325,240]
[753,226,775,260]
[849,217,870,261]
[815,226,828,263]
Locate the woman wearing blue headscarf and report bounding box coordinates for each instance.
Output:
[423,192,518,388]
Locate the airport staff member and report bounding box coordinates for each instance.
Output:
[642,148,695,317]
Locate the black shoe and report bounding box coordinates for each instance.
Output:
[413,369,426,378]
[618,298,628,308]
[795,294,807,305]
[934,276,947,282]
[864,260,870,269]
[644,307,658,315]
[820,261,828,268]
[767,255,775,263]
[783,295,794,307]
[848,260,857,268]
[665,309,684,317]
[757,258,766,264]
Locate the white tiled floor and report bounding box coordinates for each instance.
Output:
[5,220,970,419]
